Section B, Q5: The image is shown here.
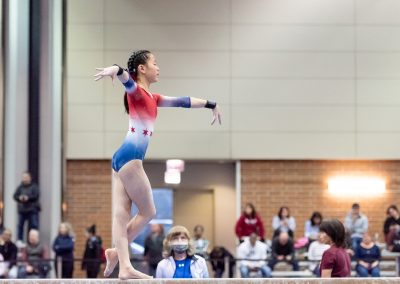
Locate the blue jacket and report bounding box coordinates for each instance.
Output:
[53,235,74,259]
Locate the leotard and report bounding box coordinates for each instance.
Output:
[111,77,191,172]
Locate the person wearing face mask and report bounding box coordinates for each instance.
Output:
[156,226,208,278]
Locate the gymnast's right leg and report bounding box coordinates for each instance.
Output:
[108,168,152,279]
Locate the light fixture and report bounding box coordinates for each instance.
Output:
[164,169,181,184]
[164,159,184,184]
[328,176,385,196]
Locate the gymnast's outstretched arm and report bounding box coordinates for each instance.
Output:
[94,65,137,94]
[157,95,222,125]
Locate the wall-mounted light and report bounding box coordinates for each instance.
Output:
[164,159,184,184]
[328,176,385,196]
[164,169,181,184]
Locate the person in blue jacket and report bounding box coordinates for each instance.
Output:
[52,223,75,278]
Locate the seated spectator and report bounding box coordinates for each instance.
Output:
[0,229,18,278]
[319,219,351,278]
[237,233,271,278]
[305,212,323,243]
[53,222,74,278]
[355,233,380,277]
[82,225,103,278]
[144,224,164,277]
[156,225,208,278]
[192,225,209,259]
[235,203,265,243]
[18,229,51,278]
[209,246,235,278]
[383,205,400,246]
[272,206,296,238]
[268,232,299,271]
[344,203,368,252]
[307,233,330,277]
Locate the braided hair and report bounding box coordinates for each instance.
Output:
[124,50,151,113]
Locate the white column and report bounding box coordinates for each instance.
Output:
[39,0,63,247]
[3,0,30,234]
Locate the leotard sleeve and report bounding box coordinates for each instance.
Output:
[122,77,137,95]
[154,94,191,108]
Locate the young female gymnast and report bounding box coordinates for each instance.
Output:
[94,50,221,279]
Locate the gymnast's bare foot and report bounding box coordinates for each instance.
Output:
[104,248,118,277]
[119,266,153,280]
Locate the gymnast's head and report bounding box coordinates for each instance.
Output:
[127,50,159,84]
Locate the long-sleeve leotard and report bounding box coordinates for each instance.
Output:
[111,77,191,172]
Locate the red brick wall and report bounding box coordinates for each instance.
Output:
[241,160,400,241]
[64,160,112,277]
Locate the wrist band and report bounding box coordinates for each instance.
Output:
[205,100,217,109]
[113,64,124,76]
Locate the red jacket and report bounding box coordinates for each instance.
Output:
[235,214,265,239]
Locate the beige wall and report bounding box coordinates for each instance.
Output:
[143,161,237,254]
[66,0,400,159]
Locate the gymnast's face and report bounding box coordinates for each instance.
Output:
[140,53,159,83]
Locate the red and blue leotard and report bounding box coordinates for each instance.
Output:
[111,77,191,172]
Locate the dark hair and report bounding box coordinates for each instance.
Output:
[319,219,346,248]
[352,203,360,209]
[123,50,151,113]
[278,206,290,219]
[387,205,399,215]
[243,203,256,218]
[310,211,323,226]
[86,224,96,235]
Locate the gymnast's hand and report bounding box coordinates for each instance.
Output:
[211,105,222,125]
[93,66,119,84]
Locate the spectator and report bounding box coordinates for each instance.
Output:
[156,225,208,278]
[237,232,271,278]
[355,233,381,277]
[0,229,18,278]
[307,233,330,277]
[319,219,351,278]
[344,203,368,252]
[305,212,323,242]
[383,205,400,246]
[192,225,209,258]
[272,206,296,238]
[144,224,164,277]
[19,229,50,278]
[209,246,235,278]
[268,232,299,271]
[53,222,74,278]
[0,215,4,234]
[13,172,40,241]
[235,203,265,243]
[82,225,102,278]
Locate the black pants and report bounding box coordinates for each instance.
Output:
[86,268,100,278]
[55,259,74,278]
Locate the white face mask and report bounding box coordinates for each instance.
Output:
[170,240,189,254]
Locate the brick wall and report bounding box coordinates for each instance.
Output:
[241,160,400,241]
[64,160,112,278]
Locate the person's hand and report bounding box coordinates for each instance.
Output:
[26,265,34,273]
[371,261,379,268]
[277,255,284,261]
[94,66,120,85]
[286,255,292,261]
[211,105,221,125]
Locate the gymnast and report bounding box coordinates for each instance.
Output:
[94,50,221,279]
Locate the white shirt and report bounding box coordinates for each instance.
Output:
[237,240,268,268]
